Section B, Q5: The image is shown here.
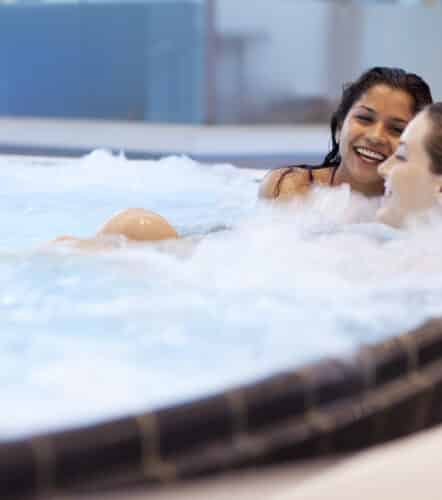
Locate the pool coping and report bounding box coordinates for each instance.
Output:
[2,317,442,498]
[0,117,329,169]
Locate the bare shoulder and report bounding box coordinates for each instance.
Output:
[258,166,312,200]
[97,208,178,241]
[313,168,334,185]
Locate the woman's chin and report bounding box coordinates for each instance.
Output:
[351,156,384,184]
[376,204,404,228]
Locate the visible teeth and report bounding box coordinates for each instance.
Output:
[355,147,386,161]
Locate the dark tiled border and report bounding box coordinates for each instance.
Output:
[2,319,442,498]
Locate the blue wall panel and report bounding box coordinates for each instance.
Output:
[0,2,206,123]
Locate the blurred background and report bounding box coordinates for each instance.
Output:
[0,0,441,167]
[0,0,440,126]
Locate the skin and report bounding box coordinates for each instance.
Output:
[49,87,422,247]
[97,208,178,241]
[259,84,415,199]
[334,84,414,196]
[51,208,178,250]
[377,110,442,228]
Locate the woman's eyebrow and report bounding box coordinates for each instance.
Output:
[357,105,375,113]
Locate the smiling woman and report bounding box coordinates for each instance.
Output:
[377,102,442,227]
[259,67,433,200]
[333,84,413,195]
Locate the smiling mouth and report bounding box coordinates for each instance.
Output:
[354,146,387,165]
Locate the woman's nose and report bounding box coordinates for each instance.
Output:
[366,122,388,146]
[378,158,392,178]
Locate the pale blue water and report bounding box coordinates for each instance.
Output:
[2,150,442,440]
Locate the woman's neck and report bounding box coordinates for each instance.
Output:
[332,163,384,197]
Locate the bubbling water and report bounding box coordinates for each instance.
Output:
[1,151,442,439]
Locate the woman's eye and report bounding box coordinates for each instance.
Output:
[356,115,372,123]
[390,126,404,135]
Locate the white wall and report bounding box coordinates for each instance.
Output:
[358,5,442,101]
[216,0,330,100]
[216,1,442,112]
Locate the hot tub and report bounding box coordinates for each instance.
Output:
[2,151,442,497]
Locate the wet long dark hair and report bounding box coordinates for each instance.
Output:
[426,102,442,175]
[321,66,433,168]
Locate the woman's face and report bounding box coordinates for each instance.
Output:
[338,84,414,190]
[376,110,440,227]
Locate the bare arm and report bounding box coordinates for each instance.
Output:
[48,209,179,251]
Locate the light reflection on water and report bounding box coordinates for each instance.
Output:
[1,150,442,440]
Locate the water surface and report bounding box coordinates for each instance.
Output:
[1,151,441,439]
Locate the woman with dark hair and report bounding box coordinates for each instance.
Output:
[259,67,433,200]
[377,102,442,227]
[51,67,434,248]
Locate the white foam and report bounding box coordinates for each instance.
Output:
[1,151,442,439]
